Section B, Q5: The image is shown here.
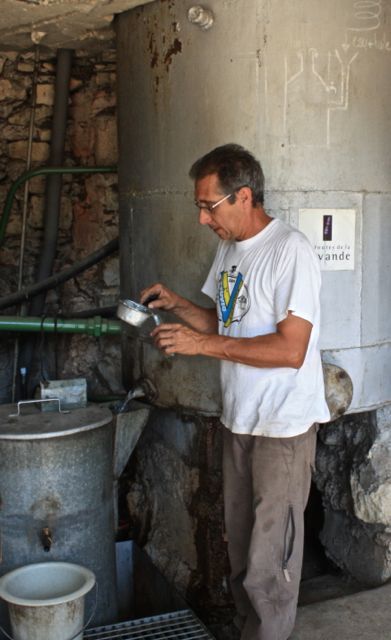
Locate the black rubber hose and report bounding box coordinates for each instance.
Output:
[29,48,73,316]
[0,237,119,312]
[17,50,73,397]
[63,305,117,319]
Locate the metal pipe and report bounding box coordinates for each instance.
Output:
[0,48,117,399]
[18,47,40,290]
[1,166,116,398]
[0,165,117,246]
[0,316,121,337]
[12,46,40,402]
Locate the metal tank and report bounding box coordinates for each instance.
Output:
[0,402,117,633]
[116,0,391,414]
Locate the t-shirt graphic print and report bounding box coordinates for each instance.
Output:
[218,267,250,327]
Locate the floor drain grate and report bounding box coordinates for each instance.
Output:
[85,609,215,639]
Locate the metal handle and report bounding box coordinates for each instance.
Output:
[144,294,162,327]
[9,398,70,417]
[152,312,161,327]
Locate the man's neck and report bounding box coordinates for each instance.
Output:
[237,206,273,241]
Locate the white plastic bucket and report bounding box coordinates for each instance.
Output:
[0,562,96,640]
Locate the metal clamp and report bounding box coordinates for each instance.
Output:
[9,398,70,417]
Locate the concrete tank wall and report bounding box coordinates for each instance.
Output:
[116,0,391,413]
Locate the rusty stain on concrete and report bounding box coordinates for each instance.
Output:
[148,32,159,69]
[163,37,182,67]
[30,496,61,518]
[142,0,182,96]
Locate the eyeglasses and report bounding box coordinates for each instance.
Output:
[194,193,233,213]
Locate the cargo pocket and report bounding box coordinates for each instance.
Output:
[282,505,295,583]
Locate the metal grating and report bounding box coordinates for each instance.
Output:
[84,609,215,640]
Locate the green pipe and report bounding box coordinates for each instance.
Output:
[0,316,121,337]
[0,165,117,245]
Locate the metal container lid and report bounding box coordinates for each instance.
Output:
[0,402,113,440]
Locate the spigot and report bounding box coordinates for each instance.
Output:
[137,378,157,402]
[41,527,53,552]
[118,378,157,414]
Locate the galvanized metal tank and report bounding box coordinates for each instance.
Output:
[116,0,391,414]
[0,402,117,633]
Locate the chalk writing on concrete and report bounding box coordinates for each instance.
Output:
[348,0,383,32]
[283,48,358,148]
[349,32,391,51]
[327,49,359,146]
[343,0,390,52]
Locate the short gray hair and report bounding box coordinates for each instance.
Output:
[189,143,265,206]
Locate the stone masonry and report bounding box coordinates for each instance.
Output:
[0,49,122,401]
[316,407,391,586]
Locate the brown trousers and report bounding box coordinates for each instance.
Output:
[223,425,317,640]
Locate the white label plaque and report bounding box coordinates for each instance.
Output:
[298,208,356,271]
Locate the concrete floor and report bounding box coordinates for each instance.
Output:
[210,577,391,639]
[291,581,391,639]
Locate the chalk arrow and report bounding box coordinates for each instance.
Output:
[341,33,350,52]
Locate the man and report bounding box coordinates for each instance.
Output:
[141,144,330,640]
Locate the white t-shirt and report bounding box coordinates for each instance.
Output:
[202,218,330,437]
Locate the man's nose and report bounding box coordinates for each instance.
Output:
[199,208,211,225]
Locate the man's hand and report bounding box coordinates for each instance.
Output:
[151,323,207,356]
[140,283,179,312]
[140,282,218,334]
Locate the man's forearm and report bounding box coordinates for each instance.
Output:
[151,311,312,365]
[197,313,313,368]
[200,333,303,369]
[199,332,304,369]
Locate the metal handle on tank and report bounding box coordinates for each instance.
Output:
[9,398,70,417]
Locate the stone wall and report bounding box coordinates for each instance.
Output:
[124,409,232,623]
[315,407,391,586]
[124,406,391,620]
[0,49,123,402]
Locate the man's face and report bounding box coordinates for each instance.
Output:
[194,173,243,241]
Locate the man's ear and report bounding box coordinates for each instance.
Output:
[237,186,252,207]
